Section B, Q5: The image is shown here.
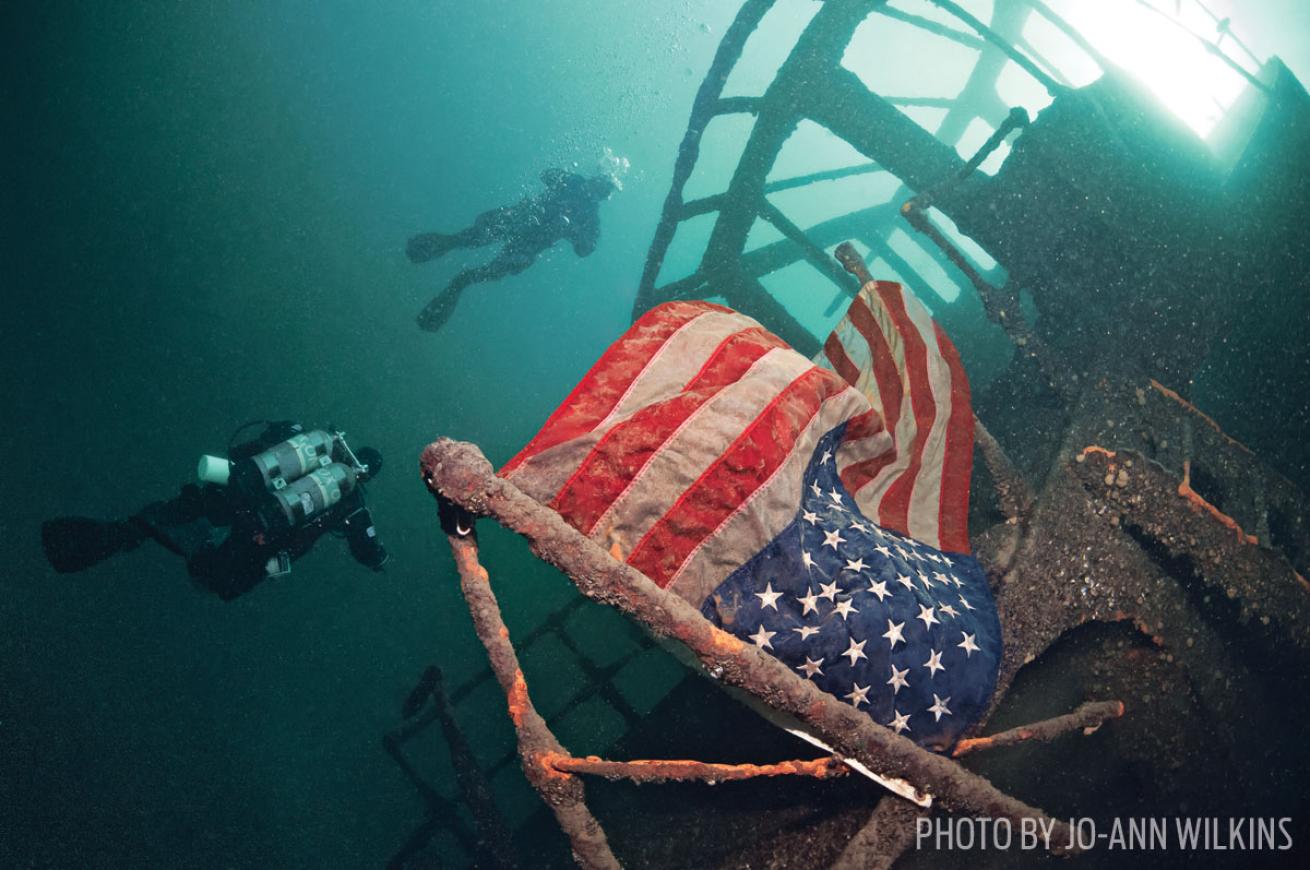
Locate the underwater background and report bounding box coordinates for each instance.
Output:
[3,1,1310,867]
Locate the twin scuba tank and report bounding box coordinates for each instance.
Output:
[197,429,361,533]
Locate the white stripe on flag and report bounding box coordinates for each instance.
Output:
[900,290,956,549]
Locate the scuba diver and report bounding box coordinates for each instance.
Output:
[41,421,388,600]
[406,168,617,333]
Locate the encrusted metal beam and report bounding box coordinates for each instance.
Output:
[974,417,1034,526]
[442,528,620,870]
[807,66,972,200]
[548,754,848,784]
[636,0,778,315]
[1071,446,1310,655]
[901,199,1077,401]
[951,699,1126,757]
[758,198,860,300]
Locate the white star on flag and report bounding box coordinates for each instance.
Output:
[844,557,867,573]
[797,657,824,679]
[797,588,820,615]
[818,580,840,601]
[833,598,858,619]
[755,582,782,610]
[822,529,845,550]
[842,637,868,665]
[882,619,906,649]
[924,648,945,677]
[887,664,909,694]
[889,709,911,734]
[958,632,980,657]
[845,683,871,708]
[750,625,775,650]
[929,694,952,721]
[867,580,890,601]
[802,510,819,525]
[793,625,820,640]
[916,604,939,630]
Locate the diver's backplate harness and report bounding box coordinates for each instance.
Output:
[197,427,375,578]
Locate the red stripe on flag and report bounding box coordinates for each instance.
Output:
[627,366,848,588]
[840,451,898,498]
[550,327,786,535]
[848,293,903,437]
[837,409,894,494]
[933,320,975,553]
[839,409,881,443]
[873,282,936,537]
[839,290,904,497]
[500,302,730,476]
[823,331,861,389]
[682,327,786,392]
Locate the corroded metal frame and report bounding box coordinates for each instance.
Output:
[635,0,1076,356]
[419,430,1133,866]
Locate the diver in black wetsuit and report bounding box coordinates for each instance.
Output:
[406,169,616,332]
[41,421,388,600]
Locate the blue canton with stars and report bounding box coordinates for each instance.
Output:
[700,425,1002,752]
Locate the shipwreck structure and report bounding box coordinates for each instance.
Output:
[401,1,1310,866]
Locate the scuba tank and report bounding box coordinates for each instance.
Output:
[239,429,337,493]
[260,462,359,532]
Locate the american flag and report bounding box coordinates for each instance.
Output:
[500,281,1001,751]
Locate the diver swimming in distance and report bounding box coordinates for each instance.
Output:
[41,420,389,600]
[406,168,616,333]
